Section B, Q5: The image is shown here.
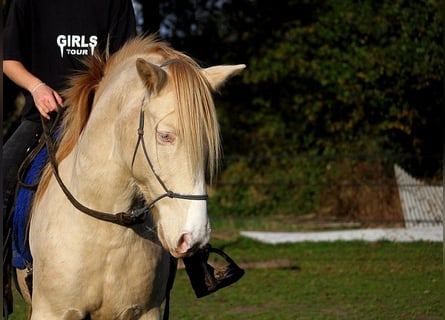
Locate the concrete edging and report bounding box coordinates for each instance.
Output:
[241,227,443,243]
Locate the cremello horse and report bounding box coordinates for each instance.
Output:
[18,36,244,319]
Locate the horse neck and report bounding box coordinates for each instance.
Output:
[66,94,136,214]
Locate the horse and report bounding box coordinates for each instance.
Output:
[15,35,245,319]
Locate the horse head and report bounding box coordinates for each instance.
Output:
[125,50,245,258]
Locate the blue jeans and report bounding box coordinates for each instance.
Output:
[2,119,42,315]
[3,120,43,212]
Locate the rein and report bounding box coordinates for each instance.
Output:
[41,96,208,227]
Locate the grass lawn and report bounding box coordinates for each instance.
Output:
[168,238,443,319]
[7,236,443,319]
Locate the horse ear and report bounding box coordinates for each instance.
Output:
[202,64,246,90]
[136,58,167,95]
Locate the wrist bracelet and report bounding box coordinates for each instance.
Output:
[30,82,45,93]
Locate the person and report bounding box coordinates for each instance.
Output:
[3,0,242,315]
[3,0,137,207]
[2,0,137,315]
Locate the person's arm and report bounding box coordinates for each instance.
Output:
[3,60,63,119]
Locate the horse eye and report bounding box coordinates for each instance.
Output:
[157,131,175,144]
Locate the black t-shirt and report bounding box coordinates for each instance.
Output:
[4,0,136,121]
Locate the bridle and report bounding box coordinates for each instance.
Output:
[42,95,208,227]
[130,95,208,204]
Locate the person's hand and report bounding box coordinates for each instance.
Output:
[30,83,63,120]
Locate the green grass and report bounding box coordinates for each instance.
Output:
[7,237,442,319]
[168,238,443,319]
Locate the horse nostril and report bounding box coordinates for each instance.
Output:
[176,233,192,254]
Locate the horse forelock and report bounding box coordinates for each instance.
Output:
[167,60,221,183]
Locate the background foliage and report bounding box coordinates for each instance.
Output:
[160,0,442,218]
[3,0,442,219]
